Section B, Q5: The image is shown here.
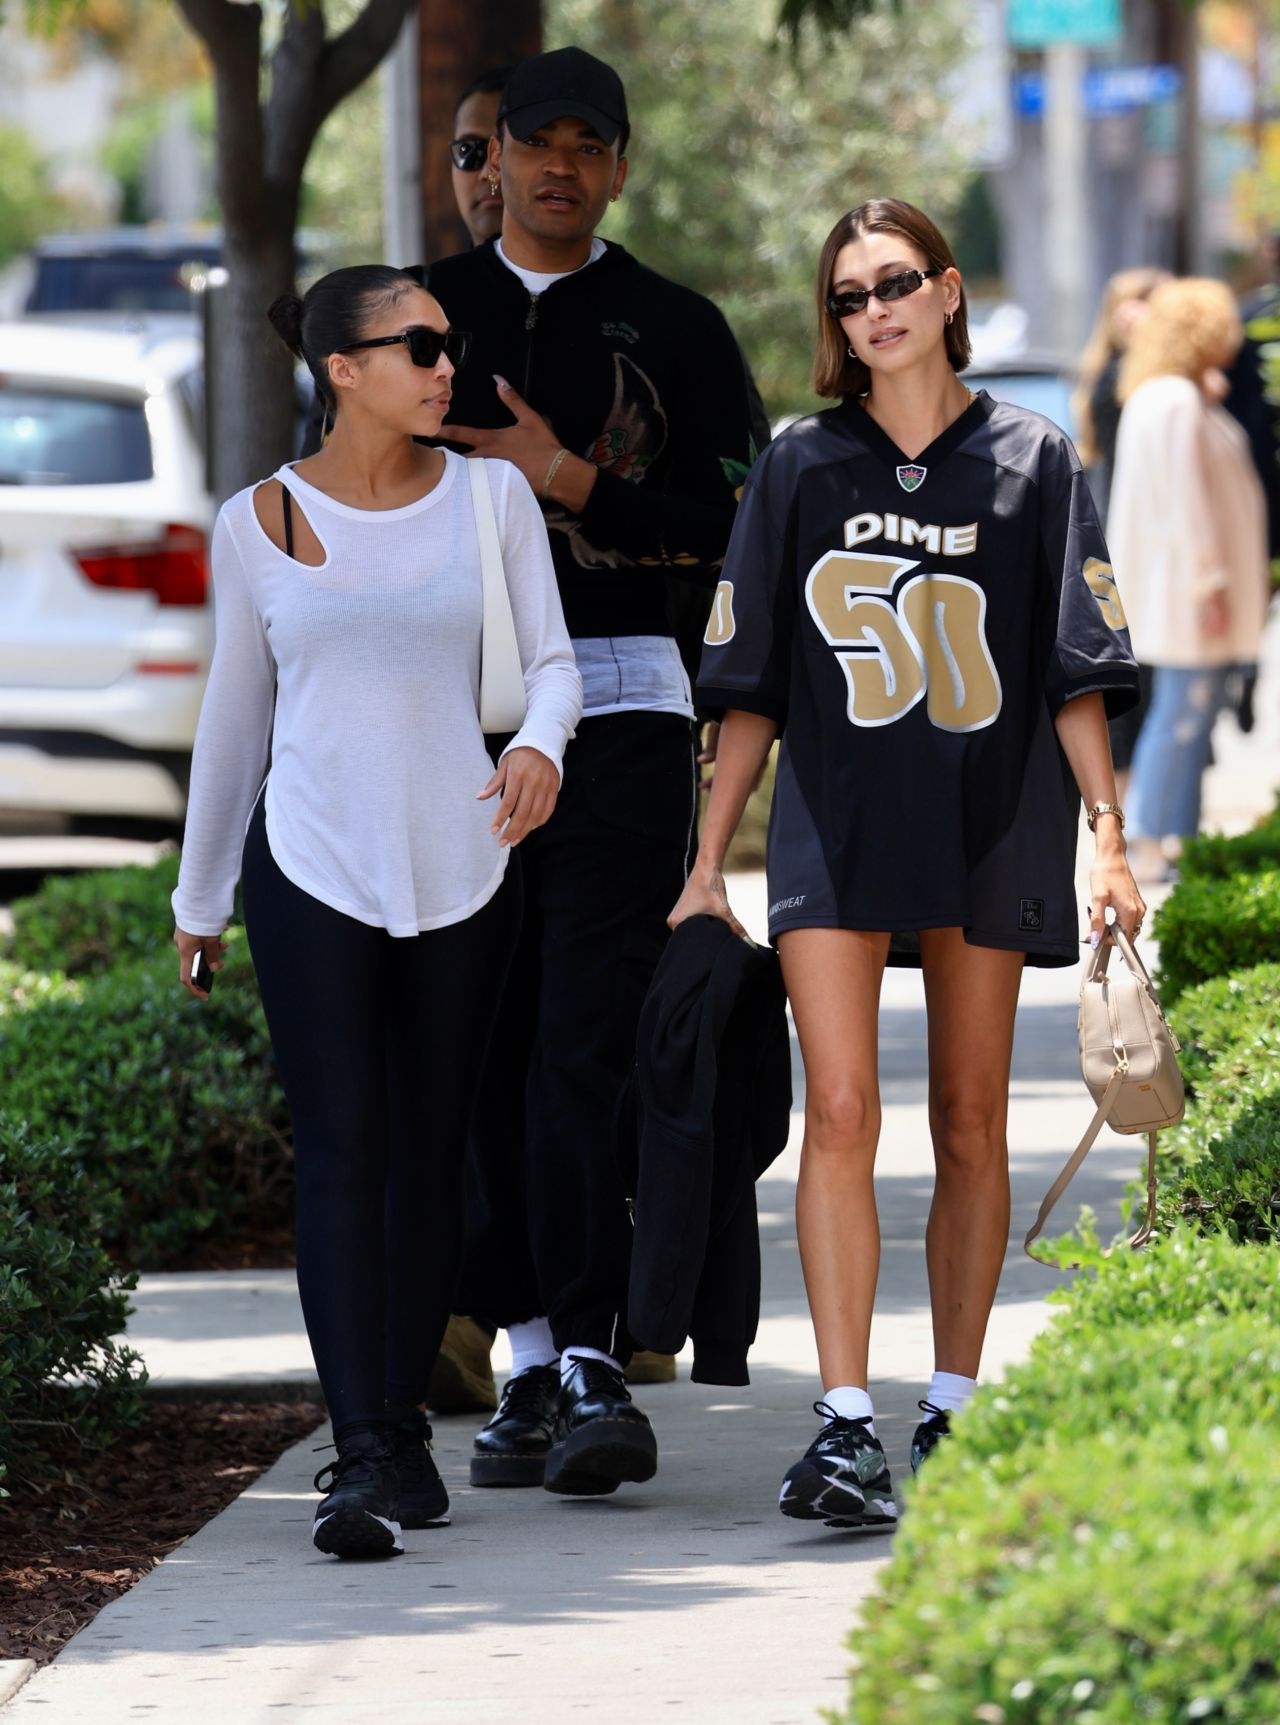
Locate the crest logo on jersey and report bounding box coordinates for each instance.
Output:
[896,463,927,494]
[704,579,737,646]
[1019,898,1045,932]
[1083,557,1127,630]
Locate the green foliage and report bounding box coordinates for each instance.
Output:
[0,124,62,267]
[0,941,291,1269]
[6,851,181,976]
[1178,799,1280,881]
[0,1118,147,1498]
[843,1230,1280,1724]
[545,0,971,419]
[1152,867,1280,1002]
[1167,962,1280,1096]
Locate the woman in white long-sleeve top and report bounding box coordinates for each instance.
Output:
[170,265,582,1560]
[1108,277,1271,880]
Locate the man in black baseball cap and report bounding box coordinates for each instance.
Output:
[424,46,766,1506]
[497,45,629,149]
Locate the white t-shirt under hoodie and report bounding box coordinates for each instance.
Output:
[172,452,582,939]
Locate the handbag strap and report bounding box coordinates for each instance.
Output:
[1023,1064,1159,1268]
[467,457,506,679]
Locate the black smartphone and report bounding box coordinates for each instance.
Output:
[190,950,216,996]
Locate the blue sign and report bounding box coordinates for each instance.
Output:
[1008,0,1122,47]
[1014,64,1182,119]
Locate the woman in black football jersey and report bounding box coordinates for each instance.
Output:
[670,199,1145,1531]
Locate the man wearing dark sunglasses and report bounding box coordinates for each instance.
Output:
[421,46,762,1502]
[451,67,511,247]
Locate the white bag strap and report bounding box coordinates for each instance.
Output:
[467,457,526,732]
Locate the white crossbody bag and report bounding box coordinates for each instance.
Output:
[1024,925,1185,1267]
[467,458,528,735]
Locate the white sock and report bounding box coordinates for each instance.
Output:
[822,1384,876,1432]
[560,1345,620,1382]
[506,1317,558,1378]
[926,1370,977,1413]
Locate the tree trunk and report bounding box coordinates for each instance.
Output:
[418,0,542,265]
[174,0,418,498]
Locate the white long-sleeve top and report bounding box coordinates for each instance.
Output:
[1107,374,1270,668]
[172,453,582,938]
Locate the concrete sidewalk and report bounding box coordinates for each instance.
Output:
[8,638,1279,1724]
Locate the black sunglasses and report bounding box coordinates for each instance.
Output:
[338,327,472,370]
[825,268,943,319]
[450,135,490,172]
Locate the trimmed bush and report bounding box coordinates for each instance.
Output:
[1179,798,1280,881]
[0,1118,147,1497]
[1153,867,1280,1002]
[1137,964,1280,1243]
[843,1232,1280,1725]
[0,938,292,1269]
[5,851,180,977]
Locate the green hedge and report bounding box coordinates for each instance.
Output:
[6,850,181,976]
[1178,799,1280,881]
[1143,964,1280,1243]
[1153,867,1280,1002]
[0,1118,147,1497]
[0,939,292,1269]
[843,1232,1280,1724]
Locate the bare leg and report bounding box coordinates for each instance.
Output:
[918,929,1025,1378]
[777,928,890,1390]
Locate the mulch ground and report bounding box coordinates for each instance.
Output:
[0,1398,325,1666]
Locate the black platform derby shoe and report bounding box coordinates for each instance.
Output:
[469,1364,560,1487]
[543,1357,658,1497]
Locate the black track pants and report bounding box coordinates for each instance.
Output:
[459,712,695,1356]
[241,798,521,1439]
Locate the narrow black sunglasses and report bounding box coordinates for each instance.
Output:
[450,135,489,172]
[825,268,943,319]
[338,327,472,370]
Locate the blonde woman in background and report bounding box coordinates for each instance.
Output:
[1073,265,1169,513]
[1108,277,1272,881]
[1074,268,1170,788]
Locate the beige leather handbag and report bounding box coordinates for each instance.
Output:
[1024,925,1185,1266]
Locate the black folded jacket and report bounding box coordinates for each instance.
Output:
[620,914,792,1385]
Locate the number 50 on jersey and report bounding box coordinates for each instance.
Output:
[804,550,1003,734]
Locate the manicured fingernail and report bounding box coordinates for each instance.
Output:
[1089,931,1102,948]
[494,374,510,390]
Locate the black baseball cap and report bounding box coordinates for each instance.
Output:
[498,47,629,149]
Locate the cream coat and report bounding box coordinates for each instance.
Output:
[1107,373,1270,667]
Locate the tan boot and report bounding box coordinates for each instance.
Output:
[426,1315,498,1413]
[624,1350,677,1385]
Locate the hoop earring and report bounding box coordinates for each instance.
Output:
[945,311,954,326]
[848,344,856,357]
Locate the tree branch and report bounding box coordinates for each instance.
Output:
[316,0,417,122]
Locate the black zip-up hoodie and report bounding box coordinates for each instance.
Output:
[425,238,758,640]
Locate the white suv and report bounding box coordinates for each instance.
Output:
[0,321,213,823]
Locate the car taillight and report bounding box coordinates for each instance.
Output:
[74,523,207,606]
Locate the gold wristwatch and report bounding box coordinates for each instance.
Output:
[1086,802,1125,832]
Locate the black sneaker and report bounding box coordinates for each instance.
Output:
[312,1431,403,1558]
[910,1400,952,1474]
[543,1357,658,1497]
[778,1402,898,1529]
[388,1406,450,1527]
[470,1364,561,1487]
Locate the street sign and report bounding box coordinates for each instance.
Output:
[1014,64,1182,119]
[1008,0,1122,48]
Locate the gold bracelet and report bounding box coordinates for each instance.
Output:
[1086,802,1125,832]
[542,447,568,502]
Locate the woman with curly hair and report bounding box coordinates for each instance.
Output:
[1108,277,1271,880]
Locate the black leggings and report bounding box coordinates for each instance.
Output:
[241,799,521,1440]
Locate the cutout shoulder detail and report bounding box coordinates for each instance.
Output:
[252,478,325,566]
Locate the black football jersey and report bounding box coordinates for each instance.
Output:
[697,391,1139,965]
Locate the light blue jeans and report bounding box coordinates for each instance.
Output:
[1128,664,1234,839]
